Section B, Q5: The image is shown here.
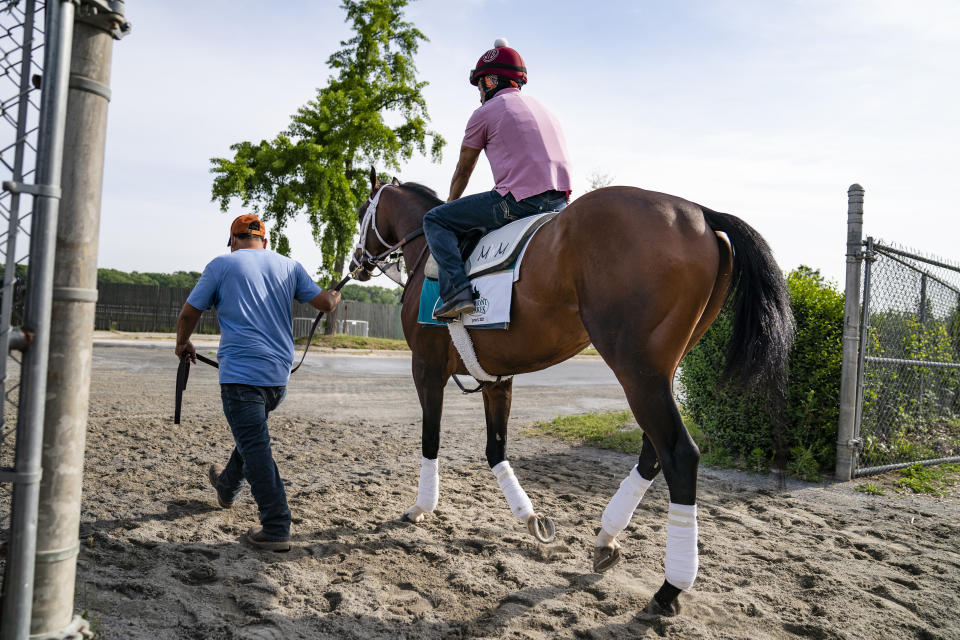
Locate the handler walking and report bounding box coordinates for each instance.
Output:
[176,214,340,551]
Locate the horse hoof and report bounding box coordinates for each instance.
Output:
[593,545,621,573]
[402,506,426,523]
[643,595,681,617]
[526,515,556,543]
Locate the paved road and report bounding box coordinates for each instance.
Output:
[89,340,629,426]
[92,337,620,387]
[298,352,620,387]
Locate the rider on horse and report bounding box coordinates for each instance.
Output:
[424,38,573,319]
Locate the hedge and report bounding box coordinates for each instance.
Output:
[679,266,844,475]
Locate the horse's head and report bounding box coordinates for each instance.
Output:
[349,168,440,286]
[349,167,402,282]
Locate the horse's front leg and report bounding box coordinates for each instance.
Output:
[403,359,448,523]
[483,379,556,543]
[594,432,661,572]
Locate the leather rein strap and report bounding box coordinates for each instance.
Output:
[174,353,218,425]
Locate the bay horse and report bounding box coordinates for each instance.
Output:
[350,168,793,615]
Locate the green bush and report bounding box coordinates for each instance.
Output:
[679,266,844,475]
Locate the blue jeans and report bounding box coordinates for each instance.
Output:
[215,384,290,540]
[423,189,567,302]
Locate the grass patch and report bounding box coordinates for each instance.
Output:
[579,347,600,356]
[526,408,732,468]
[525,408,749,469]
[299,334,409,350]
[896,463,960,496]
[525,410,643,454]
[855,482,885,495]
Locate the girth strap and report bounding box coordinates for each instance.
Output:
[446,319,512,394]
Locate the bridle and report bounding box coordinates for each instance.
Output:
[351,184,424,288]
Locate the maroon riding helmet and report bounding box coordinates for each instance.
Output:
[469,38,527,86]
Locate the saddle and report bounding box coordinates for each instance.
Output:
[419,211,559,329]
[424,212,558,280]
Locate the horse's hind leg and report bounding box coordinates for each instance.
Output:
[482,379,555,543]
[606,373,700,616]
[593,433,661,572]
[403,359,449,523]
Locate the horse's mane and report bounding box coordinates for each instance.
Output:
[399,182,443,208]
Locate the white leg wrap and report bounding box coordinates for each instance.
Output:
[601,465,654,538]
[491,461,535,521]
[664,502,699,590]
[415,456,439,512]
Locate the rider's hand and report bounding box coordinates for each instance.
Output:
[176,341,196,364]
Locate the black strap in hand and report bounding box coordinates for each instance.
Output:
[175,351,219,424]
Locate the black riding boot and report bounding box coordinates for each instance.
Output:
[434,287,475,319]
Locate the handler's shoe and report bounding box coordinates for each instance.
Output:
[207,464,233,509]
[246,525,291,552]
[434,287,475,319]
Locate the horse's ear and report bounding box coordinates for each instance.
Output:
[369,166,380,191]
[391,177,400,186]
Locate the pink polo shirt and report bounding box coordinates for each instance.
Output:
[462,88,572,202]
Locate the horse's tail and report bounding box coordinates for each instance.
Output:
[701,208,795,392]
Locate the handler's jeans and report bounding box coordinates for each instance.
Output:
[215,384,290,540]
[423,189,567,303]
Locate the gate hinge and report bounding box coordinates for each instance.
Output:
[77,0,132,40]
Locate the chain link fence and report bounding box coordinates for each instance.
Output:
[93,282,406,339]
[854,240,960,475]
[0,0,43,452]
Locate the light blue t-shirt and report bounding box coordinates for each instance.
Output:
[186,249,323,386]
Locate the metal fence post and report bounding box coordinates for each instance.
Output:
[835,184,865,481]
[31,3,129,637]
[0,2,76,639]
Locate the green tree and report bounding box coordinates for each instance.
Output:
[97,268,155,285]
[210,0,445,284]
[96,269,202,288]
[341,283,401,305]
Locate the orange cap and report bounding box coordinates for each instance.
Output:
[228,214,266,245]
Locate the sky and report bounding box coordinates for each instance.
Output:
[98,0,960,288]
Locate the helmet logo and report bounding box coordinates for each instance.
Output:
[482,48,499,63]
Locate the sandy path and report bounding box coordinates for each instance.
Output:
[4,345,958,640]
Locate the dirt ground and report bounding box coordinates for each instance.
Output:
[4,342,959,640]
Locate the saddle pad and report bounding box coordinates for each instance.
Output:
[417,271,514,328]
[463,211,558,279]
